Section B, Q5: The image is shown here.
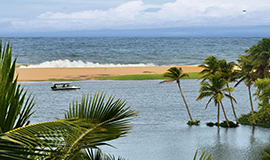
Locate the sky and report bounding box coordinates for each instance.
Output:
[1,0,270,37]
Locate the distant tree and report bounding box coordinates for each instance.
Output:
[219,60,239,124]
[197,73,236,127]
[160,67,194,122]
[245,37,270,79]
[198,56,220,81]
[199,56,239,124]
[237,55,257,124]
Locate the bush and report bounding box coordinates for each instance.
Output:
[206,121,238,127]
[187,120,200,125]
[219,121,239,128]
[206,122,216,127]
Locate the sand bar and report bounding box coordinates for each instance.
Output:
[16,66,202,81]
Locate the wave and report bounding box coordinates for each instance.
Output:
[19,59,157,68]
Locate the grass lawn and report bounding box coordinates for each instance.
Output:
[90,72,200,80]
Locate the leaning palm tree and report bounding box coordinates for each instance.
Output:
[197,73,236,127]
[219,60,239,124]
[160,67,194,122]
[236,55,257,124]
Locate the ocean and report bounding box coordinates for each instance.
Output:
[6,37,262,67]
[9,37,269,160]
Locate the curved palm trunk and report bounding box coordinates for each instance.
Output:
[227,84,239,124]
[177,82,194,122]
[220,101,230,127]
[248,85,256,124]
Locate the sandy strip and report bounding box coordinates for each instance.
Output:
[15,66,202,81]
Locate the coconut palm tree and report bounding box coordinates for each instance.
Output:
[1,92,137,159]
[0,39,137,159]
[0,39,36,134]
[236,55,257,124]
[197,73,236,127]
[160,67,194,122]
[199,56,239,124]
[246,37,270,79]
[219,60,239,124]
[198,56,220,81]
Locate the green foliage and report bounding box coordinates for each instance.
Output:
[0,39,137,159]
[206,121,238,128]
[0,92,137,159]
[254,78,270,107]
[219,121,239,128]
[91,72,200,80]
[261,146,270,160]
[161,67,190,83]
[245,37,270,79]
[193,149,214,160]
[238,112,254,125]
[239,78,270,128]
[187,120,200,125]
[0,39,36,134]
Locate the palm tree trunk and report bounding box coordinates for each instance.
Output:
[217,103,220,125]
[248,85,256,124]
[177,82,194,122]
[227,84,239,124]
[220,101,230,127]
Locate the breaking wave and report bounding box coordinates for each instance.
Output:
[19,59,156,68]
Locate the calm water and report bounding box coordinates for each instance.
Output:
[6,37,262,67]
[20,79,269,160]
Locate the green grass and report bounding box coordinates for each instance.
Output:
[91,72,200,80]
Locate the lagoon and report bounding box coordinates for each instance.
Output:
[20,79,270,160]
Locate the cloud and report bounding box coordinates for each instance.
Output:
[6,0,270,32]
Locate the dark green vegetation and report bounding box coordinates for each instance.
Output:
[0,40,137,159]
[236,38,270,128]
[194,38,270,129]
[187,120,200,125]
[206,121,239,128]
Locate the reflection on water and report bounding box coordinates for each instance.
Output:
[20,80,270,160]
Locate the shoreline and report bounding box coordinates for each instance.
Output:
[15,66,202,81]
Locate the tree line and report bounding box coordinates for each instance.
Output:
[161,37,270,128]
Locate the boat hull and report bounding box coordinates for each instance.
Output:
[51,87,80,91]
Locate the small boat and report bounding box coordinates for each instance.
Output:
[51,82,80,91]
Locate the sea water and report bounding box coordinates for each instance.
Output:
[7,37,262,67]
[20,79,268,160]
[11,37,269,160]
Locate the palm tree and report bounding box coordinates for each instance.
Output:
[198,56,220,81]
[199,56,239,124]
[0,39,36,133]
[197,73,236,127]
[0,92,137,159]
[219,60,239,124]
[0,39,137,159]
[160,67,194,122]
[236,55,257,124]
[246,37,270,79]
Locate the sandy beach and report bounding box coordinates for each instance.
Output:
[15,66,202,81]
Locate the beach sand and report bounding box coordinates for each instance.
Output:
[15,66,202,81]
